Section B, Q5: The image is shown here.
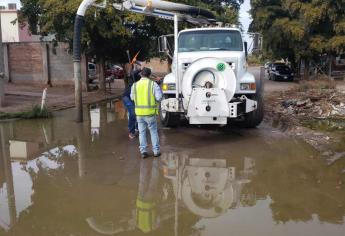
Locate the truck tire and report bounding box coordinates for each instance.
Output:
[239,92,264,128]
[160,103,180,127]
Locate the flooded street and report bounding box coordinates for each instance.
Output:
[0,102,345,236]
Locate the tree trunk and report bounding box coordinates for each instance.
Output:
[98,57,106,91]
[82,54,91,92]
[124,62,133,88]
[328,53,333,80]
[297,58,301,78]
[0,15,5,107]
[303,58,309,80]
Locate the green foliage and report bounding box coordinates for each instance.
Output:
[20,0,243,63]
[247,54,264,66]
[250,0,345,66]
[0,106,51,120]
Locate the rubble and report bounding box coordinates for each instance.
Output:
[264,81,345,152]
[268,87,345,121]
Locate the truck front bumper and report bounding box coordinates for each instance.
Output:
[188,95,257,125]
[161,88,257,125]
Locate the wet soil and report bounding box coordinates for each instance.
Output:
[257,70,345,152]
[0,101,345,236]
[0,83,123,114]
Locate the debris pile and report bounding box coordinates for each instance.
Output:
[264,80,345,151]
[268,89,345,120]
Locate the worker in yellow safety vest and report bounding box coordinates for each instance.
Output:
[130,67,163,158]
[136,158,160,233]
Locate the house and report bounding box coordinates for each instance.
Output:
[0,2,33,42]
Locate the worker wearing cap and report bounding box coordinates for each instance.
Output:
[122,63,142,140]
[131,67,162,158]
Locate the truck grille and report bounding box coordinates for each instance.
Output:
[182,62,236,73]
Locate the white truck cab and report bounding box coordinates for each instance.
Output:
[160,26,263,127]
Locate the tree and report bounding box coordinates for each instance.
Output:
[20,0,244,63]
[250,0,345,78]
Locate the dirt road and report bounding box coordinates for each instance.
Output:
[0,101,344,236]
[248,66,297,94]
[0,67,297,115]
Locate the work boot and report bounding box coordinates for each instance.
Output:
[128,133,136,140]
[141,152,149,159]
[154,152,161,157]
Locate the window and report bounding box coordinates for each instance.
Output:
[178,30,243,52]
[0,6,5,10]
[8,3,17,10]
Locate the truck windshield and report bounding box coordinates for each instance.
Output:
[178,30,243,52]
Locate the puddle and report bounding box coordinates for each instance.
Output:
[0,102,345,235]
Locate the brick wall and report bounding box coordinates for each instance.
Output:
[4,43,169,86]
[8,43,43,82]
[5,42,76,85]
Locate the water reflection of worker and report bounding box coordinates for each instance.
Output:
[122,62,142,140]
[136,158,160,233]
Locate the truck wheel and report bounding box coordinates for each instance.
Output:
[238,92,264,128]
[160,104,180,127]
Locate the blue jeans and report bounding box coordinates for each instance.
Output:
[122,96,136,135]
[137,116,160,154]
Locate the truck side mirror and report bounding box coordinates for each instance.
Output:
[244,41,248,59]
[158,36,168,53]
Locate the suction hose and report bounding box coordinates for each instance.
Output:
[132,0,215,19]
[73,15,84,62]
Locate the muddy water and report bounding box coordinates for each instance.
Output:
[0,102,344,236]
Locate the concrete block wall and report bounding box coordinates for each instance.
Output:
[4,42,76,86]
[3,42,169,87]
[49,43,74,85]
[8,43,43,83]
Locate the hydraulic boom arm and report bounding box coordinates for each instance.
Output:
[73,0,215,121]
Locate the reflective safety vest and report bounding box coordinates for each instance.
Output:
[136,198,157,233]
[133,78,158,116]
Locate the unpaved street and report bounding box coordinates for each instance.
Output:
[0,100,344,236]
[248,66,297,93]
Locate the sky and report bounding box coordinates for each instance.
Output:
[0,0,21,8]
[1,0,254,50]
[1,0,253,31]
[239,0,254,51]
[240,0,252,32]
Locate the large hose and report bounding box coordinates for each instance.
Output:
[73,15,84,62]
[132,0,215,19]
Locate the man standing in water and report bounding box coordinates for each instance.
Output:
[131,68,162,158]
[122,63,142,140]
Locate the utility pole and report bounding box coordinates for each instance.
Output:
[0,11,5,107]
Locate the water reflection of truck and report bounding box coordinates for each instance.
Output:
[162,153,256,218]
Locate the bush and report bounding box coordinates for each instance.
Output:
[247,55,264,66]
[0,105,51,120]
[297,79,336,92]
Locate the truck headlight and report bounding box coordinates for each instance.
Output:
[240,83,256,90]
[162,83,176,91]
